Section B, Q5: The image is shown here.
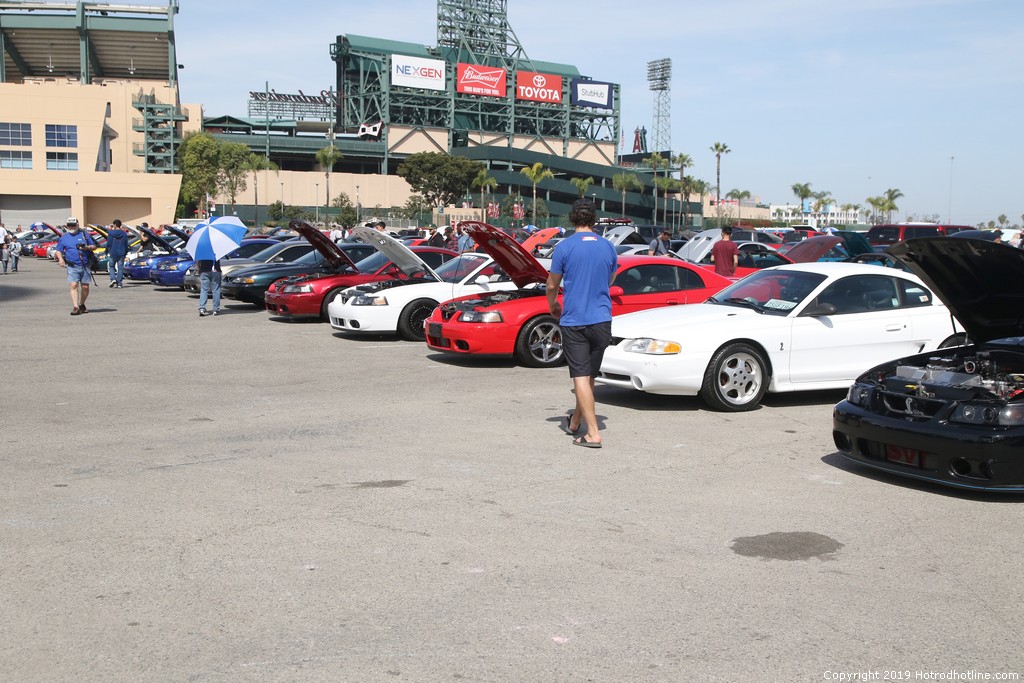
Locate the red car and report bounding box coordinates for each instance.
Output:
[424,221,734,367]
[264,224,457,321]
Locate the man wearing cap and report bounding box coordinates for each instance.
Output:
[648,229,672,256]
[53,218,97,315]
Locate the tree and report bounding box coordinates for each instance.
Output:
[612,172,642,217]
[656,177,678,225]
[315,144,343,222]
[217,141,251,213]
[881,188,903,223]
[998,214,1008,228]
[689,178,710,228]
[675,153,693,183]
[397,195,432,224]
[791,182,813,223]
[519,162,554,226]
[329,192,359,228]
[570,176,594,198]
[643,151,668,222]
[471,168,498,223]
[710,142,731,228]
[726,188,752,225]
[243,153,278,227]
[812,191,833,225]
[397,152,485,212]
[178,132,222,218]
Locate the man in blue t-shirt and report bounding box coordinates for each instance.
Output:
[546,199,617,448]
[53,217,97,315]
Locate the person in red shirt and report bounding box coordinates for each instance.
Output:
[711,226,740,277]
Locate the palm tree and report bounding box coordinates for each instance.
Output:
[726,189,751,226]
[689,178,710,229]
[519,162,554,226]
[243,153,278,228]
[710,142,731,228]
[881,188,904,223]
[612,172,642,217]
[812,191,833,226]
[679,176,694,230]
[570,176,594,198]
[471,168,498,223]
[791,182,813,224]
[315,144,343,223]
[675,152,693,184]
[997,214,1008,228]
[643,151,667,222]
[656,177,677,225]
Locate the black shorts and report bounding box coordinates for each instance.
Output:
[561,321,612,378]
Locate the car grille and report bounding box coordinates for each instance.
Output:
[876,389,947,421]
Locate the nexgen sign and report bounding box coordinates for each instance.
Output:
[515,72,562,104]
[392,55,446,91]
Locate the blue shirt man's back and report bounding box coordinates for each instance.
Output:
[550,231,617,327]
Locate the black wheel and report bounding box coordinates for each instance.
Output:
[938,333,969,349]
[397,299,437,341]
[699,342,769,411]
[320,288,345,322]
[514,316,564,368]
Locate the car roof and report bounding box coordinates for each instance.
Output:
[767,261,922,279]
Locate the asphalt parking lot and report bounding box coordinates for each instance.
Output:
[2,261,1023,682]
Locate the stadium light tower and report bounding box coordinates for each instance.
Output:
[437,0,530,68]
[647,58,672,155]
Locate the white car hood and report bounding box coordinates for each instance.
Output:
[611,303,764,339]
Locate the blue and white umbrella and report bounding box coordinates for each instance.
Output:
[185,216,248,261]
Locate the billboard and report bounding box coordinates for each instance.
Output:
[392,55,446,91]
[515,72,562,104]
[457,63,507,97]
[570,79,613,109]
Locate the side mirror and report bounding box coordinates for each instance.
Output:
[802,302,836,317]
[609,285,624,298]
[475,274,491,286]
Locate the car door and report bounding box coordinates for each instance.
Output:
[787,274,915,384]
[612,263,710,314]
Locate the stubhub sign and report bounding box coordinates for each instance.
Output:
[571,79,614,110]
[392,55,446,91]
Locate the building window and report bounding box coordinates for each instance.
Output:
[46,151,78,171]
[0,122,32,146]
[45,124,78,148]
[0,150,32,169]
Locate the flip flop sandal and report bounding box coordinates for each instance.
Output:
[573,436,602,449]
[70,307,81,315]
[564,412,583,435]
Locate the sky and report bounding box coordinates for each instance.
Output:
[172,0,1024,226]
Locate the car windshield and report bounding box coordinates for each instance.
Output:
[249,243,295,262]
[294,249,326,266]
[708,269,827,315]
[434,253,490,283]
[354,250,391,272]
[868,227,899,244]
[782,232,809,243]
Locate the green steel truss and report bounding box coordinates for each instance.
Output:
[132,93,186,173]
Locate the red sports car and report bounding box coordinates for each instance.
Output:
[424,221,734,367]
[264,223,457,321]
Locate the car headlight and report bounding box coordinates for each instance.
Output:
[847,383,874,407]
[623,338,681,355]
[460,310,503,323]
[352,295,388,306]
[282,284,314,294]
[951,403,1024,426]
[185,267,196,275]
[238,276,257,284]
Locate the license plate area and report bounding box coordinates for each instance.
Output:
[886,444,925,468]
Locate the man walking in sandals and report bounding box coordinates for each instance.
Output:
[53,217,97,316]
[546,199,617,448]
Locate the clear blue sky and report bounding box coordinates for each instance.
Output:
[175,0,1023,226]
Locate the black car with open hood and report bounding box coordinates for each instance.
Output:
[833,237,1024,491]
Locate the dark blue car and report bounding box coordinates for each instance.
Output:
[150,238,279,289]
[123,229,182,281]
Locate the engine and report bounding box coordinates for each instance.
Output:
[884,350,1024,401]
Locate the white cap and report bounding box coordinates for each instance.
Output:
[66,217,79,226]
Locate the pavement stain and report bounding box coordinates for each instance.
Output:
[730,531,844,561]
[351,479,411,489]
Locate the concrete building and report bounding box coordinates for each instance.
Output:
[0,1,196,228]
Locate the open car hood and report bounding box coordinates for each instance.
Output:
[162,224,191,243]
[521,227,563,254]
[139,227,177,253]
[603,226,647,246]
[785,233,873,262]
[290,219,357,270]
[351,226,439,280]
[891,237,1024,344]
[462,221,549,289]
[675,229,721,262]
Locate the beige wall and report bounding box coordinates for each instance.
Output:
[218,170,416,214]
[0,79,190,226]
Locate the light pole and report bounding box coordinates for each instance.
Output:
[315,183,320,224]
[355,185,360,224]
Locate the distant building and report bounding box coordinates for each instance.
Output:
[770,203,862,227]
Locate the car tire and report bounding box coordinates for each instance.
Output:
[514,316,564,368]
[938,333,969,349]
[397,299,437,341]
[321,288,345,322]
[699,342,769,412]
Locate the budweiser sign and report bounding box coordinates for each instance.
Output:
[457,63,507,97]
[515,71,562,104]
